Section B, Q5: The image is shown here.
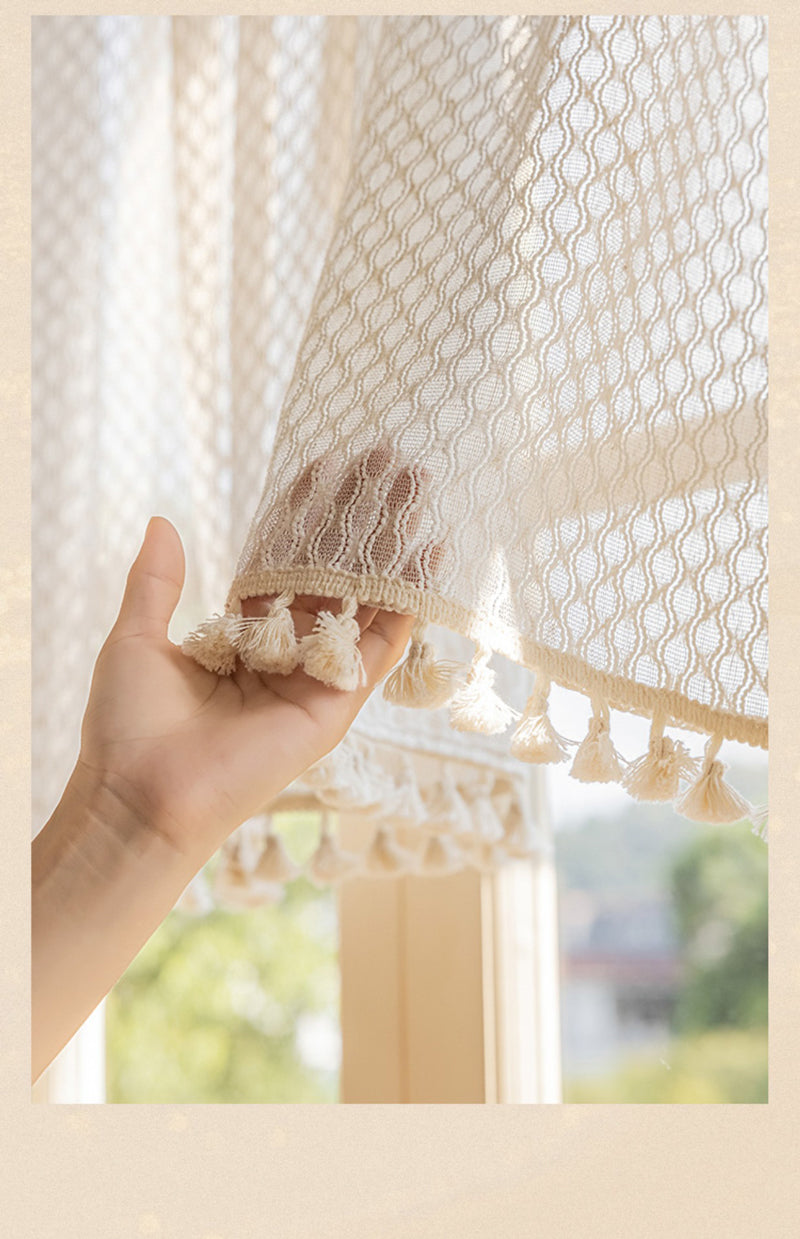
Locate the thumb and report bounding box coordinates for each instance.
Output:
[112,516,186,640]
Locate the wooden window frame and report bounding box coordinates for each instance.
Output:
[338,767,562,1104]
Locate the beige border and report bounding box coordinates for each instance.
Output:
[4,4,797,1236]
[229,566,769,747]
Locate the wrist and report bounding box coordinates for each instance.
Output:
[32,759,198,1081]
[33,759,196,922]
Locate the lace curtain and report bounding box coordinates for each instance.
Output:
[32,15,547,904]
[33,16,767,902]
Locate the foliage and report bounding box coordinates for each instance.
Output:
[670,828,768,1034]
[105,814,340,1103]
[563,1027,768,1104]
[556,762,768,1103]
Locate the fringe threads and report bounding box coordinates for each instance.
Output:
[510,673,572,764]
[182,603,760,834]
[675,733,752,824]
[382,621,465,708]
[449,647,519,734]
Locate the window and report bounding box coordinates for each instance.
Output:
[35,771,564,1104]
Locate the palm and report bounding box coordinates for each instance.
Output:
[78,521,412,864]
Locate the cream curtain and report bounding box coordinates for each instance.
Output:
[33,16,767,900]
[32,15,547,903]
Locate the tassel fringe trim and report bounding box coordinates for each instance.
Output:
[382,622,466,708]
[363,826,417,877]
[181,602,763,896]
[236,592,300,674]
[449,648,519,735]
[569,699,625,783]
[181,612,242,675]
[675,733,752,824]
[622,713,699,802]
[299,596,366,691]
[306,819,362,886]
[510,673,571,764]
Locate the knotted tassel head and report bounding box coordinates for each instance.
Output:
[299,596,366,691]
[510,673,571,764]
[569,699,624,783]
[252,829,300,884]
[382,621,466,709]
[621,714,699,802]
[449,648,518,735]
[236,591,300,675]
[306,819,362,886]
[675,734,752,824]
[181,612,242,675]
[363,826,416,877]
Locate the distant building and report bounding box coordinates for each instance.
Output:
[559,891,683,1078]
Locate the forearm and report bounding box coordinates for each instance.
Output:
[31,763,198,1083]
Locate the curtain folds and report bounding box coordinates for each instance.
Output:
[33,15,767,897]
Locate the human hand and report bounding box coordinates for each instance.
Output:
[75,515,415,868]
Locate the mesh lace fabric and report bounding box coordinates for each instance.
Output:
[32,15,767,900]
[226,14,768,751]
[32,15,544,900]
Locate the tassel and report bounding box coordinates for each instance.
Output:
[419,833,463,876]
[386,758,428,829]
[363,826,416,877]
[236,591,300,674]
[306,818,362,886]
[449,647,518,735]
[465,840,508,874]
[212,844,282,908]
[502,799,544,858]
[312,741,394,812]
[510,672,571,763]
[252,827,300,884]
[569,698,625,783]
[749,803,768,843]
[675,733,752,824]
[181,612,242,675]
[299,595,366,691]
[382,621,465,708]
[462,781,506,845]
[423,770,473,836]
[622,712,699,802]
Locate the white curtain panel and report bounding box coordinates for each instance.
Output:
[32,16,767,899]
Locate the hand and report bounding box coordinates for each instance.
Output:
[33,479,418,1079]
[75,515,415,867]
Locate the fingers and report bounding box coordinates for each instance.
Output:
[111,516,185,640]
[236,440,443,698]
[237,590,412,691]
[358,609,416,684]
[279,439,436,579]
[240,594,378,640]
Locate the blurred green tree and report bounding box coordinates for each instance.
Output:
[106,813,340,1103]
[670,827,768,1034]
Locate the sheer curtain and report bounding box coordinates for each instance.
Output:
[33,15,766,909]
[179,17,767,848]
[33,15,553,908]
